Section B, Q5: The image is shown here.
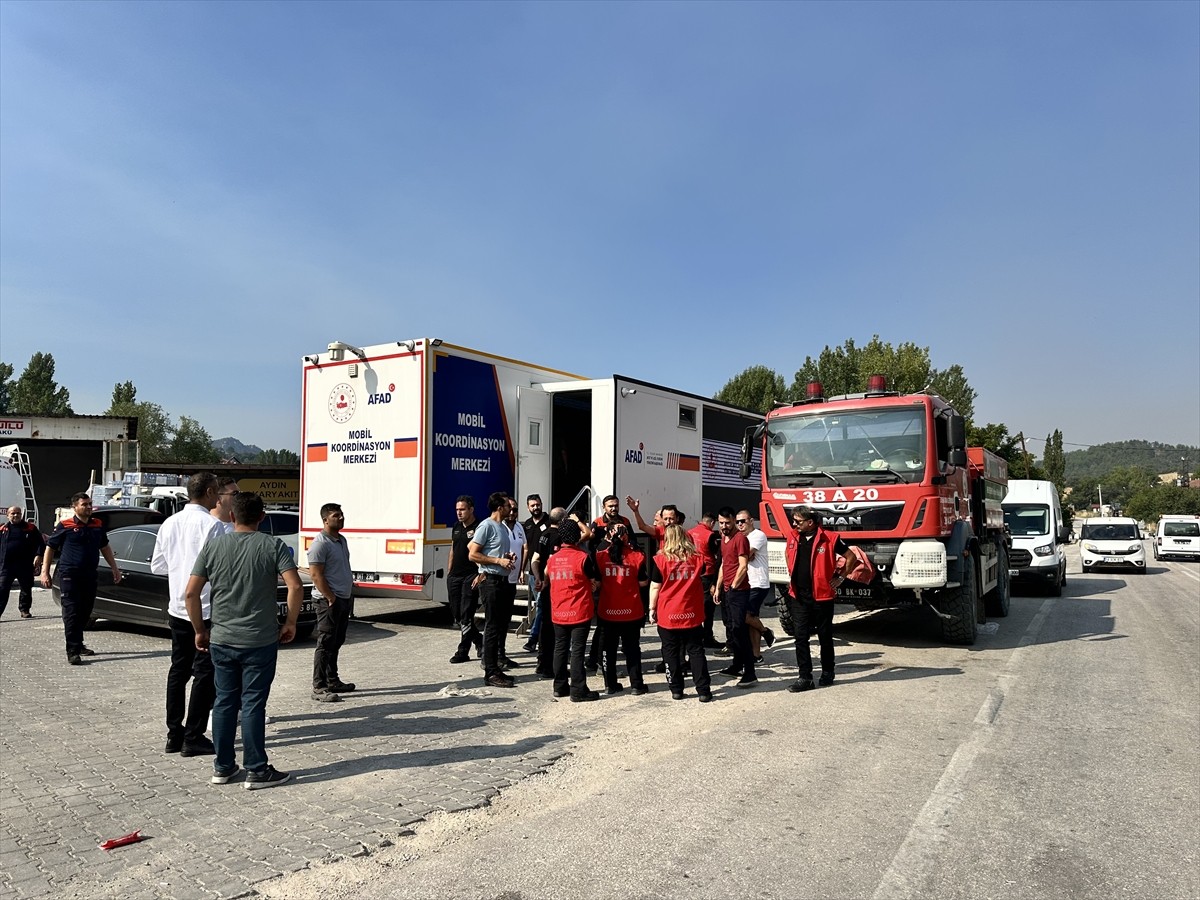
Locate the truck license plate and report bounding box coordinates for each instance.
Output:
[837,585,874,599]
[354,571,379,583]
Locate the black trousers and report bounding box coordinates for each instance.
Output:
[701,575,718,643]
[724,588,756,679]
[312,595,352,689]
[0,564,35,616]
[167,614,215,744]
[535,587,555,673]
[480,575,515,678]
[787,594,835,679]
[447,573,480,656]
[600,619,644,689]
[58,569,97,655]
[658,626,710,694]
[587,617,605,669]
[552,621,591,697]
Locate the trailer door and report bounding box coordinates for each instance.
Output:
[516,386,551,505]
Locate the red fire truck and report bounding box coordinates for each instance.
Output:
[740,376,1010,644]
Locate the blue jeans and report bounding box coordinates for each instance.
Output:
[210,641,278,774]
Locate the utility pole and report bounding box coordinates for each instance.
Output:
[1017,432,1033,478]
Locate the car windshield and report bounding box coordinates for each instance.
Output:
[765,405,925,485]
[1164,521,1200,537]
[1004,505,1050,536]
[1081,522,1138,541]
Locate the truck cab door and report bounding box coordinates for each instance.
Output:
[516,386,551,507]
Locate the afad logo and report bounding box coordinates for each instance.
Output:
[368,383,396,405]
[624,442,644,464]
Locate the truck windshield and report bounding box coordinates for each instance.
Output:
[764,406,925,486]
[1004,504,1050,536]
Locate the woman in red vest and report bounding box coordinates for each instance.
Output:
[595,523,649,695]
[649,525,713,702]
[546,519,601,702]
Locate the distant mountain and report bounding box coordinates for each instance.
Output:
[212,436,263,461]
[1065,440,1198,483]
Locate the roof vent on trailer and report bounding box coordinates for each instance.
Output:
[804,381,825,403]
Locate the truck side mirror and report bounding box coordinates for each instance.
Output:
[740,463,751,480]
[948,448,967,467]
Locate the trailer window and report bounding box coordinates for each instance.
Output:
[678,405,696,430]
[528,420,541,448]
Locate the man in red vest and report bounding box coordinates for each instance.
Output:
[784,506,862,692]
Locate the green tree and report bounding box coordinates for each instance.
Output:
[9,352,72,415]
[255,448,300,466]
[0,361,13,414]
[1042,430,1065,492]
[1125,484,1200,522]
[106,382,172,462]
[789,336,976,421]
[966,422,1045,480]
[713,365,787,415]
[168,416,220,464]
[1075,465,1160,513]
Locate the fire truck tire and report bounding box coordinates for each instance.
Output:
[775,587,796,638]
[985,546,1011,618]
[939,560,978,644]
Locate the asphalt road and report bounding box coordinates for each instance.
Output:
[2,545,1197,899]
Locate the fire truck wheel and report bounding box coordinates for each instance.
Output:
[939,559,978,645]
[775,590,795,638]
[985,546,1011,618]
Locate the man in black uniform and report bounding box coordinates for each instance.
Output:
[786,506,856,692]
[0,505,45,619]
[521,494,551,652]
[40,493,122,664]
[529,506,566,678]
[447,495,483,664]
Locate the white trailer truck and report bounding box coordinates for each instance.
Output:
[299,339,761,606]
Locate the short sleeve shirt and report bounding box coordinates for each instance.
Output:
[193,531,297,648]
[747,528,770,589]
[47,517,108,571]
[449,519,479,578]
[720,532,751,590]
[470,517,510,576]
[308,531,353,599]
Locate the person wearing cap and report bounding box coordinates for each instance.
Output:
[594,522,649,695]
[546,518,601,702]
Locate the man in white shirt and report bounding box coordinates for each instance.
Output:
[151,473,224,756]
[738,510,776,659]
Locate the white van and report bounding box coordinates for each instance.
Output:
[1155,515,1200,561]
[1079,516,1146,574]
[1002,480,1067,595]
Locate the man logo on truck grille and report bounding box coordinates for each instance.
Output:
[328,384,357,424]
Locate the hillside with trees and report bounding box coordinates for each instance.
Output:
[1064,440,1197,483]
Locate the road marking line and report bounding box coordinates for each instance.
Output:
[872,595,1054,899]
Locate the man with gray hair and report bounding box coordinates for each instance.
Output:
[0,505,44,619]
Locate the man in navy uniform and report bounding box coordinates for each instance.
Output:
[0,505,45,619]
[40,493,122,665]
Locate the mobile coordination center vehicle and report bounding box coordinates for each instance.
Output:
[299,339,761,605]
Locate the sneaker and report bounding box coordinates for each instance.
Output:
[181,737,216,757]
[244,765,290,791]
[19,610,32,619]
[762,627,776,648]
[165,738,183,754]
[605,683,625,695]
[698,692,714,703]
[311,689,342,703]
[714,645,732,657]
[631,685,649,696]
[210,764,240,784]
[521,641,537,653]
[735,676,758,689]
[67,654,83,666]
[788,679,816,693]
[77,646,96,657]
[449,652,471,664]
[671,691,685,700]
[718,666,743,677]
[818,672,835,686]
[485,673,516,688]
[500,657,522,669]
[328,681,356,693]
[754,655,764,664]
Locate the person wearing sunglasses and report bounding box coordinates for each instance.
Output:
[737,510,775,659]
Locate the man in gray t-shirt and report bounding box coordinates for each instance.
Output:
[469,492,517,687]
[187,492,302,791]
[308,502,355,702]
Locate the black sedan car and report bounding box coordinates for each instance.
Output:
[51,524,317,640]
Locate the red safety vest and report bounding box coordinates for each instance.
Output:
[596,545,645,623]
[687,524,716,577]
[785,527,842,601]
[653,553,704,629]
[547,545,594,626]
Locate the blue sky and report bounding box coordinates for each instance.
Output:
[2,0,1197,455]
